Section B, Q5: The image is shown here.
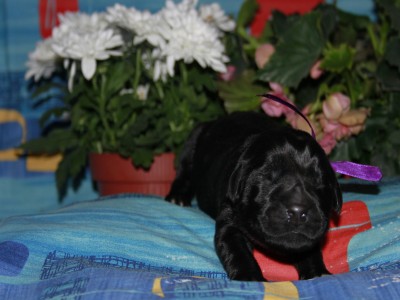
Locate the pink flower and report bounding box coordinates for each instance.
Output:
[318,133,337,154]
[319,115,351,140]
[261,99,285,117]
[269,82,283,94]
[255,43,275,69]
[310,60,323,79]
[261,83,295,118]
[319,107,369,141]
[288,105,320,137]
[322,93,351,120]
[219,65,236,81]
[339,108,369,134]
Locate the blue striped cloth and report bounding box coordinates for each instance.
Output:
[0,178,400,299]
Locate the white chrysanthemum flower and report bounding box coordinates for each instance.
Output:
[172,0,198,12]
[25,38,58,81]
[199,3,235,33]
[51,12,124,81]
[157,0,229,74]
[106,4,165,48]
[142,49,173,82]
[58,11,109,32]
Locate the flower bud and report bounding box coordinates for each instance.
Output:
[310,60,323,79]
[255,44,275,69]
[322,93,350,120]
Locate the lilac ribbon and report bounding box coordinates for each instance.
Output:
[330,161,382,182]
[259,93,383,181]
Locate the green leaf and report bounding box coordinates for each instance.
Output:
[104,61,134,98]
[389,130,400,145]
[269,11,298,40]
[56,147,87,200]
[236,0,258,29]
[321,44,356,72]
[376,61,400,91]
[384,37,400,71]
[377,0,400,33]
[39,107,69,128]
[318,4,338,39]
[31,82,66,100]
[257,12,325,88]
[20,129,78,154]
[218,71,265,113]
[130,149,154,169]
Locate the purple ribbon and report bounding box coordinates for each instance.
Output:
[330,161,382,182]
[259,93,383,182]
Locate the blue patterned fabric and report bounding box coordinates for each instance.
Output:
[1,178,400,299]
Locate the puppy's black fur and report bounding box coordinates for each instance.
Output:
[166,112,342,281]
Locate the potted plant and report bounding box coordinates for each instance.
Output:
[22,0,235,199]
[219,0,400,176]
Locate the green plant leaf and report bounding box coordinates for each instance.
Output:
[377,0,400,33]
[39,107,69,128]
[389,130,400,145]
[236,0,258,29]
[20,129,78,154]
[130,148,154,169]
[384,37,400,71]
[257,12,325,88]
[269,11,298,40]
[31,82,66,100]
[56,147,87,200]
[104,60,134,98]
[376,61,400,91]
[318,4,338,39]
[218,71,265,113]
[321,44,356,72]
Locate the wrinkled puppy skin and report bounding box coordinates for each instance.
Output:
[166,111,342,281]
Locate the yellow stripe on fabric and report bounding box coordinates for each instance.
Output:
[152,277,165,298]
[26,154,62,171]
[0,109,27,161]
[263,281,299,300]
[0,109,27,141]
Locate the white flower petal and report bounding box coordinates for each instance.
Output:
[68,61,77,92]
[81,57,96,80]
[166,55,175,76]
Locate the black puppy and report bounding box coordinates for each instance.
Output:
[166,111,342,281]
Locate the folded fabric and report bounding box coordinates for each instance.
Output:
[0,179,400,299]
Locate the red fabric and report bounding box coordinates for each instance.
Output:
[250,0,323,37]
[39,0,79,38]
[254,200,372,281]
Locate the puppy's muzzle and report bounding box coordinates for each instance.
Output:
[286,205,308,225]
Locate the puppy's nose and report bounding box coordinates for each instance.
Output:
[287,205,308,223]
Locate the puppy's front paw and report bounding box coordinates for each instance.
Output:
[298,268,331,280]
[165,193,191,206]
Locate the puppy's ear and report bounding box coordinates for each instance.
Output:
[227,159,246,202]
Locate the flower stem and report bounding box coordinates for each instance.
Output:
[237,26,259,52]
[155,80,164,99]
[367,16,389,60]
[179,62,188,85]
[133,49,142,92]
[99,74,117,148]
[344,71,357,107]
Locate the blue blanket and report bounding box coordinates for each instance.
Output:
[1,178,400,299]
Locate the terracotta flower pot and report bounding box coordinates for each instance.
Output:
[89,152,176,197]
